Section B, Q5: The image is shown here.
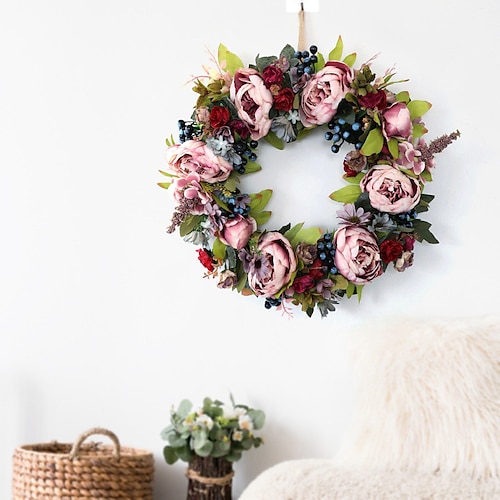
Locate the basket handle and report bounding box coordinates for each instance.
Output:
[69,427,121,460]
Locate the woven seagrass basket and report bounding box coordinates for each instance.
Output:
[12,427,154,499]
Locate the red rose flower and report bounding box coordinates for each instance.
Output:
[262,65,283,88]
[293,274,316,293]
[209,105,230,129]
[197,248,215,271]
[228,119,250,140]
[358,90,387,110]
[380,239,404,263]
[309,258,325,280]
[273,87,295,112]
[401,235,415,251]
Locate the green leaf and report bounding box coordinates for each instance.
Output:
[343,52,357,67]
[218,43,244,75]
[280,44,296,61]
[212,238,227,260]
[194,438,213,457]
[168,434,187,448]
[413,219,439,244]
[412,122,427,139]
[315,51,325,71]
[255,54,277,72]
[163,446,179,465]
[329,36,343,61]
[249,189,273,213]
[179,215,204,237]
[248,409,266,430]
[361,127,384,156]
[290,226,322,247]
[346,281,356,298]
[407,100,432,121]
[283,222,303,243]
[264,130,284,149]
[329,185,362,203]
[388,137,399,159]
[395,91,410,104]
[159,169,175,178]
[157,181,171,190]
[177,399,193,418]
[253,210,271,226]
[343,172,365,184]
[244,160,262,174]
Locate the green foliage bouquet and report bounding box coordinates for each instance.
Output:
[161,396,265,464]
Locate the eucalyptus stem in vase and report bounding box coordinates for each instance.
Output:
[161,395,265,500]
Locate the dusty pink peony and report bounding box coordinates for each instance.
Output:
[382,102,412,139]
[334,226,383,285]
[171,172,212,214]
[243,231,297,297]
[219,215,257,251]
[230,68,274,141]
[299,61,353,127]
[166,140,233,183]
[360,163,421,214]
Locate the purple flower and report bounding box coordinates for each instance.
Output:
[336,204,372,227]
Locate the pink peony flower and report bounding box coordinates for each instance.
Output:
[334,226,383,285]
[230,68,274,141]
[360,163,421,214]
[240,231,297,297]
[166,140,233,183]
[382,102,412,139]
[219,214,257,250]
[299,61,353,127]
[171,172,212,214]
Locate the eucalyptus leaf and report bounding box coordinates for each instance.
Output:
[177,399,193,418]
[248,409,266,430]
[163,446,179,465]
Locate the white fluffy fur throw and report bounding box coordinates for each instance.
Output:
[239,315,500,499]
[239,458,500,500]
[334,315,500,479]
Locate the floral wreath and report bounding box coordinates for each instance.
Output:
[159,37,459,318]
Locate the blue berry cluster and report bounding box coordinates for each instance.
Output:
[396,209,418,228]
[233,140,258,174]
[177,120,201,143]
[325,115,364,153]
[294,45,319,76]
[317,232,337,273]
[264,297,282,310]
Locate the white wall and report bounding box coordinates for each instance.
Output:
[1,0,498,498]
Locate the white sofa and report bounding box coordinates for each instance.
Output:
[240,316,500,499]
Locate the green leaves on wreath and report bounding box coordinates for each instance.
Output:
[248,189,272,226]
[328,35,356,67]
[218,43,244,75]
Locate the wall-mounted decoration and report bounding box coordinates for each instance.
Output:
[159,37,458,317]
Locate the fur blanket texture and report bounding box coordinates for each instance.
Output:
[239,315,500,499]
